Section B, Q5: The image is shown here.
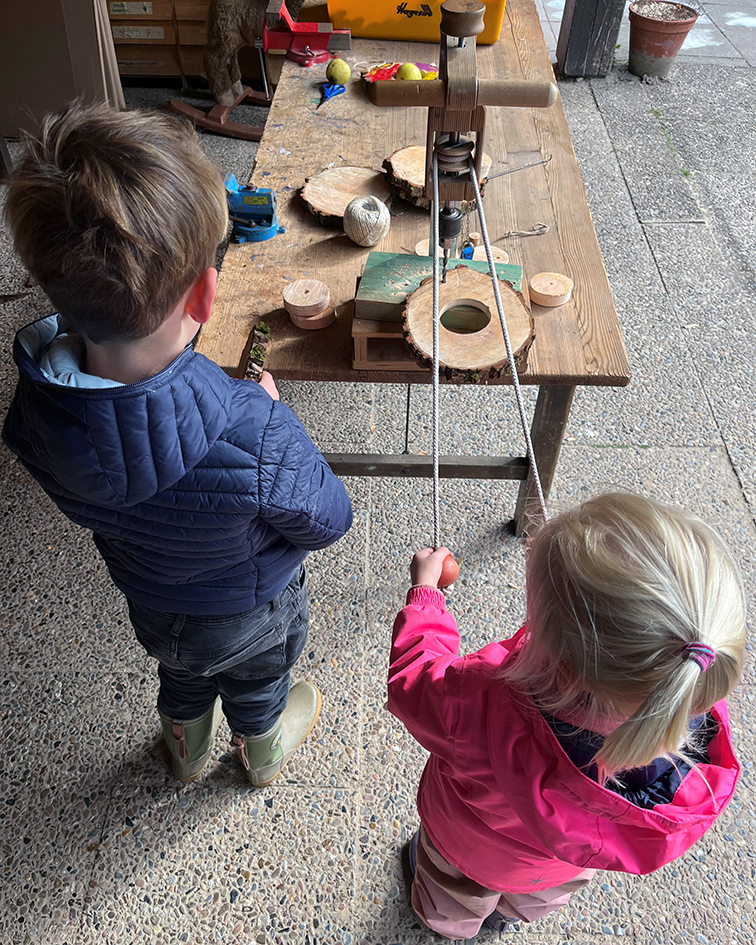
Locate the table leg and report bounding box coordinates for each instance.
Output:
[513,385,575,536]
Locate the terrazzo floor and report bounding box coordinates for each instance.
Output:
[2,2,756,943]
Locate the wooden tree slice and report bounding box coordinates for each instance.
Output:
[383,145,492,210]
[301,167,391,227]
[403,265,535,381]
[529,271,574,307]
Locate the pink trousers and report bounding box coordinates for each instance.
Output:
[411,825,596,941]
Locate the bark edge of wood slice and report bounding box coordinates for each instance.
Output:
[403,265,535,381]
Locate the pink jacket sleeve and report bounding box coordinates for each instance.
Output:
[387,585,463,763]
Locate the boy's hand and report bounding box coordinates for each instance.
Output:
[258,371,279,400]
[410,546,452,588]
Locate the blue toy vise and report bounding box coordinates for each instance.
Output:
[225,174,286,243]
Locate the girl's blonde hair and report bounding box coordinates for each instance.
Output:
[505,493,746,778]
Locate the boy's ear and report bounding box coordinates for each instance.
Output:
[184,268,218,325]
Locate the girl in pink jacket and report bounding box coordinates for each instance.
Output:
[388,493,746,943]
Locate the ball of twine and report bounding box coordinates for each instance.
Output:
[343,195,391,247]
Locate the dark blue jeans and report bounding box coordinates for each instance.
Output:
[127,567,308,735]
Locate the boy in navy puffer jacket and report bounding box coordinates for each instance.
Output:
[2,102,353,786]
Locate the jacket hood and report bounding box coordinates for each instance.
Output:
[5,314,233,508]
[485,634,740,874]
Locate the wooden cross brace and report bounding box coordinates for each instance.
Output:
[369,0,557,202]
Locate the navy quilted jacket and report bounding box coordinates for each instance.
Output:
[3,315,353,615]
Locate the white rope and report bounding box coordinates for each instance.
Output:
[468,158,548,520]
[431,151,441,550]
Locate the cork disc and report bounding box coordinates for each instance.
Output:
[403,265,534,378]
[283,279,331,318]
[529,271,574,307]
[301,167,391,227]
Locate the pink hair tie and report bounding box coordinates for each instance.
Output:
[682,642,717,673]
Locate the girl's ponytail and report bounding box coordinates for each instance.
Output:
[505,493,746,779]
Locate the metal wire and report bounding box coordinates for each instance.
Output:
[431,150,441,550]
[468,158,548,520]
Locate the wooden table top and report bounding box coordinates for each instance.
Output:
[196,0,631,389]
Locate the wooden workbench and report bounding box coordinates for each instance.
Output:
[196,0,631,531]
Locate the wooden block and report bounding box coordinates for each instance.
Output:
[556,0,625,78]
[354,251,523,324]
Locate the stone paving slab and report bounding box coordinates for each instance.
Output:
[0,671,148,945]
[89,785,355,945]
[0,464,150,676]
[277,381,409,455]
[588,75,704,223]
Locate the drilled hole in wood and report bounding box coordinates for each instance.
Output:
[440,298,491,335]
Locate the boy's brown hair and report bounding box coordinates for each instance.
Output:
[3,101,228,343]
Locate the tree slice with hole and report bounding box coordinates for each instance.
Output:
[403,265,535,381]
[383,146,492,210]
[301,166,391,227]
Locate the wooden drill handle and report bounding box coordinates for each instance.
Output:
[366,79,558,109]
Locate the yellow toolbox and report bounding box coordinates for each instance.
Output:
[326,0,507,46]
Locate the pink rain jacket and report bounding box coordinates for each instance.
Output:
[388,586,740,893]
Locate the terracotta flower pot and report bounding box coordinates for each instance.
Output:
[628,1,699,78]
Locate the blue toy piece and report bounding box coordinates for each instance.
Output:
[225,174,286,243]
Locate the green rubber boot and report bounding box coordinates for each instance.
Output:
[159,698,223,782]
[231,681,321,787]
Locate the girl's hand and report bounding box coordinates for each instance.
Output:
[258,371,280,400]
[410,546,452,588]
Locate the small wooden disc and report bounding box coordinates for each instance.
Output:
[289,309,336,330]
[403,265,535,380]
[414,239,443,257]
[529,272,574,307]
[301,166,391,227]
[472,245,509,264]
[414,241,509,264]
[283,279,331,319]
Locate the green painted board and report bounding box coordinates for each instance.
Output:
[354,251,524,323]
